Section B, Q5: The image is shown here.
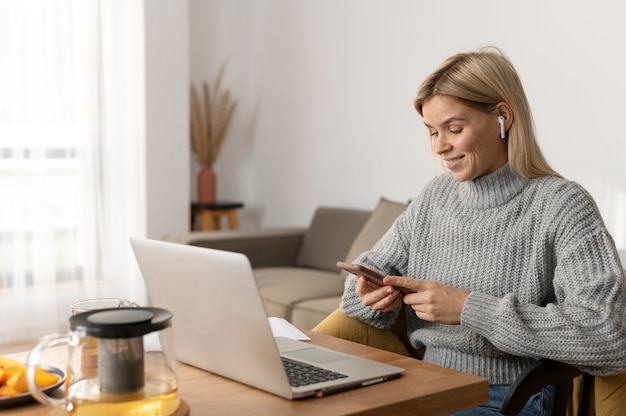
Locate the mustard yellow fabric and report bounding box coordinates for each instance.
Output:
[312,308,424,359]
[312,309,413,357]
[593,372,626,416]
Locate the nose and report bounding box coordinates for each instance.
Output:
[432,133,451,156]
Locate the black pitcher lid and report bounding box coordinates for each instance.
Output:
[70,307,172,338]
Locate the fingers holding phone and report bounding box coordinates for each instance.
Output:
[337,262,414,294]
[358,276,403,312]
[338,262,405,312]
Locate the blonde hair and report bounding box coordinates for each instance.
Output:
[414,46,561,179]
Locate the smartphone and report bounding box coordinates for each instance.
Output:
[336,261,413,294]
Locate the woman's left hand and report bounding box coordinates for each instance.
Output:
[383,276,470,325]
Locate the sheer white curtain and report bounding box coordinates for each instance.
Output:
[0,0,145,345]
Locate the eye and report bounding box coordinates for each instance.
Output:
[429,130,439,138]
[450,128,462,134]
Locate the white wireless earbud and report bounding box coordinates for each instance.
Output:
[498,116,506,139]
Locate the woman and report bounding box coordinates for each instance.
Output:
[316,47,626,415]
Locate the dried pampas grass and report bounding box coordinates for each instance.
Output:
[190,62,237,168]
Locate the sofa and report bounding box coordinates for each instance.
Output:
[164,197,409,329]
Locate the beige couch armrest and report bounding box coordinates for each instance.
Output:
[163,228,306,268]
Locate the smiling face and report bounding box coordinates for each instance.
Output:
[421,95,510,182]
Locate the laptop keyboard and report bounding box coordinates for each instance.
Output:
[281,357,348,387]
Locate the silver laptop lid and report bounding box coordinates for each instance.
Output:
[130,237,293,399]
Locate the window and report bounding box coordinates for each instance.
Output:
[0,0,144,345]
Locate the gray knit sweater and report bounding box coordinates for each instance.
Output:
[340,163,626,384]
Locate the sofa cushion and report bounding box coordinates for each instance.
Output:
[295,207,371,272]
[291,199,410,329]
[341,198,409,277]
[290,296,343,330]
[254,267,346,321]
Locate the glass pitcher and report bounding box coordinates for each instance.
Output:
[27,307,179,416]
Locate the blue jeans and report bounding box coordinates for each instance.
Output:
[447,384,555,416]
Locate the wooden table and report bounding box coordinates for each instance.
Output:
[190,201,244,231]
[6,331,488,415]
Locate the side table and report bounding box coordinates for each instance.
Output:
[191,202,244,231]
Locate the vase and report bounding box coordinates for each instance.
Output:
[197,167,216,204]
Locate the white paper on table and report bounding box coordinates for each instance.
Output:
[268,317,311,341]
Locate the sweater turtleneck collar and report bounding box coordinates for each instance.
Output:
[457,163,529,209]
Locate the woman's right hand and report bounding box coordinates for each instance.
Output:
[355,276,403,312]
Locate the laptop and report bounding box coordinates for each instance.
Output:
[130,237,404,399]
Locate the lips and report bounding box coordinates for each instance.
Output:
[443,155,464,170]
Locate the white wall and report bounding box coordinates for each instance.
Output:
[185,0,626,250]
[144,0,190,240]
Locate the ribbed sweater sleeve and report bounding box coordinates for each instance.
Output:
[340,164,626,384]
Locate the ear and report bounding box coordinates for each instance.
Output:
[495,102,513,131]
